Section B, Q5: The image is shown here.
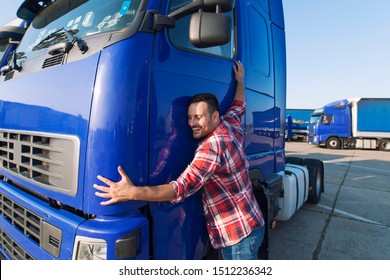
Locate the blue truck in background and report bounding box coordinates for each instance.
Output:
[0,0,324,260]
[0,18,27,68]
[285,108,313,141]
[308,98,390,151]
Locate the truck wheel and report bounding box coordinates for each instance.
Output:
[327,137,340,149]
[303,158,324,204]
[379,140,390,151]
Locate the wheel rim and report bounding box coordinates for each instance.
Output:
[381,141,390,151]
[328,138,339,148]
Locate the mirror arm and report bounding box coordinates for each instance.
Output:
[140,10,176,33]
[153,14,176,31]
[169,0,233,19]
[168,0,204,19]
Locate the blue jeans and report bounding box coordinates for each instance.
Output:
[220,226,265,260]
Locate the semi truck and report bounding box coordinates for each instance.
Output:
[0,0,324,260]
[308,98,390,151]
[285,108,313,141]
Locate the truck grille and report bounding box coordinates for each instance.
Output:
[0,191,39,259]
[0,228,35,260]
[0,192,42,244]
[0,191,62,259]
[0,129,80,196]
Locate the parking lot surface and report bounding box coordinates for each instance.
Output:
[269,142,390,260]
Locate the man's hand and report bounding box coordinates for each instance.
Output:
[93,166,135,206]
[94,166,176,205]
[233,60,244,84]
[233,61,245,101]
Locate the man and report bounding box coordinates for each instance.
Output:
[94,61,265,260]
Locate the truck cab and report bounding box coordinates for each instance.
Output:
[307,99,351,148]
[308,98,390,150]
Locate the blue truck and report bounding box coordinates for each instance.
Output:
[308,98,390,151]
[285,108,313,141]
[0,0,324,260]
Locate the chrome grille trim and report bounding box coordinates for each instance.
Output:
[0,129,80,196]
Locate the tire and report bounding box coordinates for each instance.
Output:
[303,158,324,204]
[379,140,390,151]
[327,137,341,149]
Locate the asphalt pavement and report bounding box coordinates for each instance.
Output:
[269,142,390,260]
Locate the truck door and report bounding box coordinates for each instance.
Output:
[148,0,237,259]
[240,0,283,178]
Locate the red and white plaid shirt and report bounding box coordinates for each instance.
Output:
[170,100,264,249]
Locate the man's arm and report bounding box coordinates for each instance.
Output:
[233,61,245,102]
[93,166,176,205]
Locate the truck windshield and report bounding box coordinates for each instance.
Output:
[309,115,321,124]
[17,0,142,58]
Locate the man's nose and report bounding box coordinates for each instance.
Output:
[188,118,196,127]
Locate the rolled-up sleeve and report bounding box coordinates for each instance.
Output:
[170,147,219,204]
[223,100,246,128]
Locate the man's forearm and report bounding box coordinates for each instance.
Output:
[234,80,245,102]
[132,183,176,202]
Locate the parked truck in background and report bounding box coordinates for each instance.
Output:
[308,98,390,151]
[285,108,313,141]
[0,0,324,260]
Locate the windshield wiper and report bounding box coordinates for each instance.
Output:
[32,27,88,54]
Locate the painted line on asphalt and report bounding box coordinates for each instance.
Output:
[317,204,387,227]
[323,161,390,173]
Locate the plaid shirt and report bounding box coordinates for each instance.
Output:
[171,100,264,249]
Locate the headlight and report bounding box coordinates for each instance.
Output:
[73,236,107,260]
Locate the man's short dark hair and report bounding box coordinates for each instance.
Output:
[189,93,220,114]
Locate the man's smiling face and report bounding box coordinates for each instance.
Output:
[188,101,220,139]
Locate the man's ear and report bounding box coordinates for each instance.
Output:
[212,111,220,124]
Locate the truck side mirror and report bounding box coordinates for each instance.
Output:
[189,10,231,48]
[0,26,26,44]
